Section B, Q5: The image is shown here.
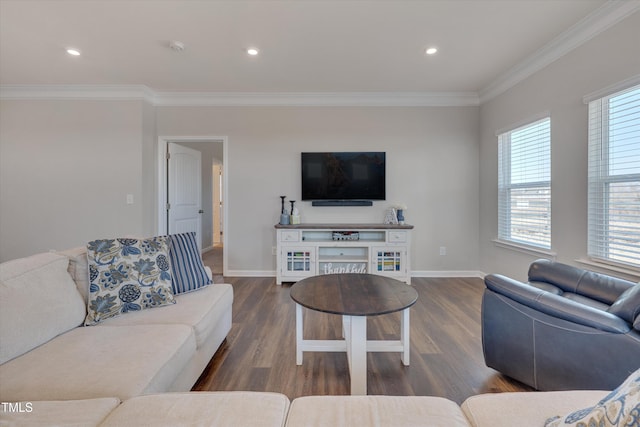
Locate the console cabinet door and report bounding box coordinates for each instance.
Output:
[371,247,407,278]
[280,247,316,278]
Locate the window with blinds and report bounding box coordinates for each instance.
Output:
[498,117,551,249]
[588,84,640,269]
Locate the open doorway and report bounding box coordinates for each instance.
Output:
[157,137,228,278]
[206,164,223,277]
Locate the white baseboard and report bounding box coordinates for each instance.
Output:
[225,270,486,279]
[225,270,276,277]
[412,270,486,279]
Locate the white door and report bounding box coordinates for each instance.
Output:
[168,143,202,249]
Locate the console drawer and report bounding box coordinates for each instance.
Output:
[280,230,300,242]
[388,231,407,243]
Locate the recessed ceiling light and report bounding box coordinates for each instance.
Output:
[247,48,259,56]
[66,48,81,56]
[425,47,438,55]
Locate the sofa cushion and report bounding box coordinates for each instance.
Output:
[544,367,640,427]
[608,283,640,324]
[562,292,611,312]
[527,280,563,294]
[98,283,233,349]
[0,324,195,401]
[168,232,211,295]
[85,236,176,325]
[461,390,609,427]
[58,245,92,303]
[0,252,86,364]
[0,398,120,427]
[528,259,633,305]
[285,395,471,427]
[100,392,290,427]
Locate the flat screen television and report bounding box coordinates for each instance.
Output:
[301,152,386,203]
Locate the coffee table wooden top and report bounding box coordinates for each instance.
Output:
[290,273,418,316]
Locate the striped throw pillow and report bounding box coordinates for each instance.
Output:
[168,232,212,295]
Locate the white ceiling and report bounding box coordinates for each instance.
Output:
[0,0,637,103]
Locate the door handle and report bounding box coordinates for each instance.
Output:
[198,209,204,214]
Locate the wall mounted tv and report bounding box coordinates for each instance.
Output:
[301,152,386,206]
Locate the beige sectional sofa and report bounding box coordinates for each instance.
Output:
[1,389,613,426]
[0,248,233,402]
[0,248,626,427]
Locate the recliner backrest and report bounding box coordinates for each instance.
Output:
[528,259,634,305]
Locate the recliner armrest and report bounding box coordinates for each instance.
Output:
[485,274,630,334]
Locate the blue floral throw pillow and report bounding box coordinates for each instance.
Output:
[85,236,176,326]
[545,367,640,427]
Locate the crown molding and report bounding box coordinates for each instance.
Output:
[479,0,640,104]
[0,85,479,107]
[0,84,157,103]
[152,91,479,107]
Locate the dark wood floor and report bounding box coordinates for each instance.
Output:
[192,265,533,403]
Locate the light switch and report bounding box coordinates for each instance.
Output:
[126,194,134,205]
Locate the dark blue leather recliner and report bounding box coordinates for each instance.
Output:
[482,259,640,390]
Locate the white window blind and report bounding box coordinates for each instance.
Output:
[588,84,640,269]
[498,117,551,249]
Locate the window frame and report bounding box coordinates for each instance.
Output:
[587,83,640,270]
[497,116,552,251]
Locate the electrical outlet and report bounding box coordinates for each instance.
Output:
[272,246,277,256]
[439,246,447,256]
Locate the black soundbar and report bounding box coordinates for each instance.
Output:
[311,200,373,207]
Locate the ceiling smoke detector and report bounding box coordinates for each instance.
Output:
[168,40,185,52]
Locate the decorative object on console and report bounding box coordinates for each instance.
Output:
[85,236,176,326]
[332,231,359,241]
[384,208,398,224]
[279,196,289,225]
[290,200,300,224]
[395,204,407,225]
[168,232,211,295]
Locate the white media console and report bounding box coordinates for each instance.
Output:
[275,223,413,285]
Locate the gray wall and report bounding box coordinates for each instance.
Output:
[0,102,480,276]
[479,11,640,281]
[0,99,152,259]
[156,106,480,275]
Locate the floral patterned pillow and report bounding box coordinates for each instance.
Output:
[545,368,640,427]
[85,236,176,325]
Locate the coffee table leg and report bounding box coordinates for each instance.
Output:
[296,303,303,365]
[348,315,367,395]
[401,307,410,365]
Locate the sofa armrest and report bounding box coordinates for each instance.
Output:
[485,274,630,333]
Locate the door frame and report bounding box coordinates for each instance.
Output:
[157,136,229,276]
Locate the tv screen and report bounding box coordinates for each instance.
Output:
[301,152,386,201]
